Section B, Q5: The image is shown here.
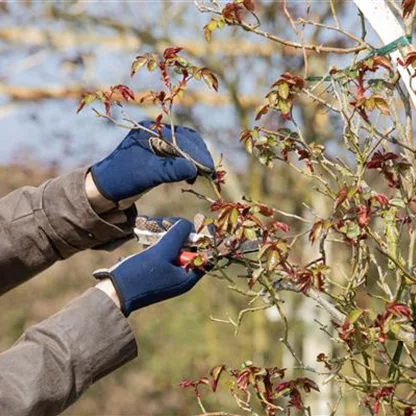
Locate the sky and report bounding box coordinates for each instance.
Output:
[0,0,385,170]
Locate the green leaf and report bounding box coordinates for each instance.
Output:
[365,58,374,69]
[364,98,375,111]
[374,95,390,115]
[130,55,148,77]
[244,227,257,240]
[193,255,205,267]
[96,91,105,101]
[275,387,292,398]
[230,208,239,226]
[348,309,363,324]
[176,57,189,67]
[368,79,395,91]
[244,138,253,154]
[390,323,401,337]
[147,57,157,72]
[255,136,267,145]
[203,25,212,42]
[276,240,289,256]
[266,90,278,106]
[367,309,377,321]
[390,198,406,208]
[210,365,225,392]
[193,68,202,80]
[207,19,218,31]
[382,207,400,271]
[217,18,226,29]
[278,82,290,99]
[342,222,360,240]
[255,105,269,121]
[394,324,415,347]
[201,68,219,92]
[384,314,393,334]
[347,186,357,199]
[267,136,277,146]
[309,142,325,157]
[266,250,280,271]
[279,100,291,114]
[76,93,97,113]
[258,153,273,167]
[242,220,256,227]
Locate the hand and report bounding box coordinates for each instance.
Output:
[85,171,118,214]
[90,121,216,205]
[93,219,205,316]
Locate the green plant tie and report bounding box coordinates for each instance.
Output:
[305,35,412,83]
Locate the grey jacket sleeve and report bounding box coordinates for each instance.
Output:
[0,288,138,416]
[0,167,136,295]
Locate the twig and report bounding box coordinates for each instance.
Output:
[301,89,341,113]
[297,18,370,48]
[92,109,159,136]
[329,0,340,29]
[197,396,207,414]
[182,188,216,204]
[283,0,309,77]
[209,178,223,201]
[274,208,312,224]
[235,305,271,335]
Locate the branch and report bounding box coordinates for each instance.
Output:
[0,27,308,58]
[181,188,216,204]
[0,83,261,109]
[269,280,345,324]
[296,18,372,48]
[196,2,368,55]
[193,413,243,416]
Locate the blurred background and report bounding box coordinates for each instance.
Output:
[0,1,385,414]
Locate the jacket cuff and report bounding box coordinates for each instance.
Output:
[41,168,136,258]
[47,288,137,389]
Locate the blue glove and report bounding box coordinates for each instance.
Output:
[93,219,204,316]
[91,120,216,202]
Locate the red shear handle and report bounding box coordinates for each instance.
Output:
[177,251,208,267]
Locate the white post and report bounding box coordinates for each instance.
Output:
[353,0,416,108]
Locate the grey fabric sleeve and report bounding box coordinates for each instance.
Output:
[0,288,138,416]
[0,167,136,295]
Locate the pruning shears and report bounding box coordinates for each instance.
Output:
[133,218,260,268]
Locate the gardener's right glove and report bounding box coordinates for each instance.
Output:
[93,219,204,316]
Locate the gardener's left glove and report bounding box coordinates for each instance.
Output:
[93,219,205,316]
[90,120,216,203]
